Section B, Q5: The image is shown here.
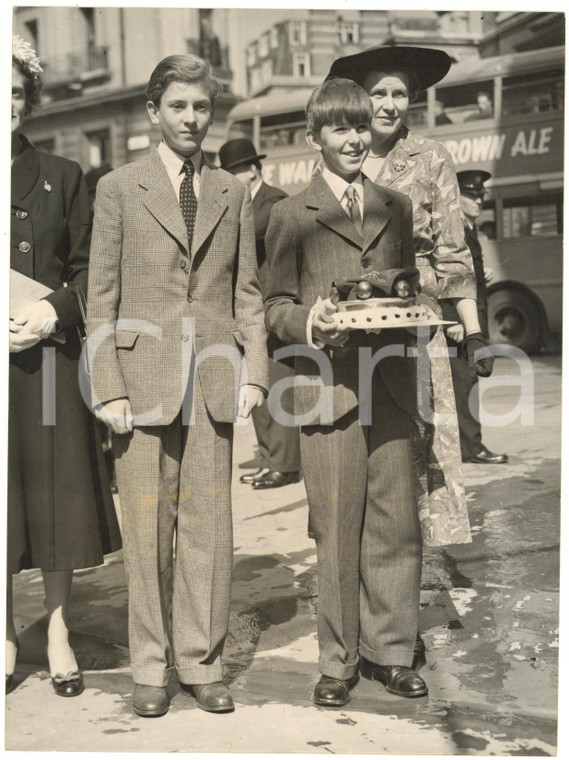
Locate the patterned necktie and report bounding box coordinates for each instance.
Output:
[180,158,198,249]
[345,185,363,236]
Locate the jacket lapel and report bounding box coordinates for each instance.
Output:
[378,127,420,188]
[11,135,40,204]
[140,150,190,255]
[308,173,362,249]
[191,159,229,257]
[362,176,393,253]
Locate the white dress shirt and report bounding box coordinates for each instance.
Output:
[249,177,263,200]
[157,141,202,200]
[321,168,364,221]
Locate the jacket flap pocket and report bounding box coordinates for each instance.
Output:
[115,331,139,349]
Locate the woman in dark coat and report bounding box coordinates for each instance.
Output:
[8,35,121,697]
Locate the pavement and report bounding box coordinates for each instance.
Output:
[4,355,562,755]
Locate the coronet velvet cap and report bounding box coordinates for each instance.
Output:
[218,138,267,171]
[326,45,452,92]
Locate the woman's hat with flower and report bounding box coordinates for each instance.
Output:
[12,34,43,75]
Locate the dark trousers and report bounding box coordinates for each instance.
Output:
[253,355,300,472]
[448,346,482,460]
[300,373,422,680]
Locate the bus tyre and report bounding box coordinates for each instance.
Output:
[488,288,542,355]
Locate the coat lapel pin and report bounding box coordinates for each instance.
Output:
[43,179,52,192]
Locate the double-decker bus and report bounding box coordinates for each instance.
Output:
[226,46,564,353]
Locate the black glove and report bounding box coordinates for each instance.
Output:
[461,332,494,377]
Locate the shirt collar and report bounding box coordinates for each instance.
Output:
[321,167,363,203]
[158,141,202,183]
[250,178,263,200]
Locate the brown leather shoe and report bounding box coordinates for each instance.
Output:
[361,661,428,698]
[189,682,235,713]
[313,675,358,707]
[132,684,169,717]
[252,471,301,489]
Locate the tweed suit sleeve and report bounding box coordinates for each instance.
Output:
[264,199,311,346]
[234,186,269,392]
[43,161,91,330]
[86,170,128,405]
[430,145,476,300]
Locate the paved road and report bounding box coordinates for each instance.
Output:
[4,355,562,755]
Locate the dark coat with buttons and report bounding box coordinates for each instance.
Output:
[9,135,121,574]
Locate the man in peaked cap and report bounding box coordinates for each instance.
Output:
[443,170,508,465]
[219,138,301,489]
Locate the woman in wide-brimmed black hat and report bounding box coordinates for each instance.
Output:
[326,47,487,549]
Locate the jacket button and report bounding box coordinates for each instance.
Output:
[181,334,190,342]
[16,209,28,220]
[19,241,31,253]
[362,259,370,268]
[187,294,193,303]
[180,260,187,270]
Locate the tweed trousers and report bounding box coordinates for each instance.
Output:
[301,372,422,681]
[113,379,234,687]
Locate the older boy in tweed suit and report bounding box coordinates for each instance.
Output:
[87,54,268,717]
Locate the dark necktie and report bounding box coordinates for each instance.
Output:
[180,158,198,249]
[345,185,363,236]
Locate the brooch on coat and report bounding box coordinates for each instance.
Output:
[393,159,406,173]
[43,179,52,192]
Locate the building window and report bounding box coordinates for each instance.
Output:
[261,59,273,83]
[289,21,307,47]
[338,22,359,45]
[24,19,39,52]
[292,52,311,78]
[86,128,111,168]
[258,33,270,59]
[246,44,257,67]
[34,137,55,154]
[270,27,279,49]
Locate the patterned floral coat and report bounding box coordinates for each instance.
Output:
[365,126,476,546]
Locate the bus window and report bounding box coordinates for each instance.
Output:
[502,192,562,238]
[502,68,564,116]
[227,118,253,141]
[435,81,495,124]
[260,110,306,150]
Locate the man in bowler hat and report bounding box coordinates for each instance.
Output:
[219,138,301,489]
[443,170,508,464]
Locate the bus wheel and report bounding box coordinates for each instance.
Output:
[488,288,542,354]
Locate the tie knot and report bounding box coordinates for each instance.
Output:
[345,185,357,203]
[183,159,195,177]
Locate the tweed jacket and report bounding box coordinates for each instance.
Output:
[264,172,419,425]
[87,150,268,425]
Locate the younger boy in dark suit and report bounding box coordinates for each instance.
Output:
[264,78,429,707]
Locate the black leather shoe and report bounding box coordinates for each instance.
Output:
[313,675,358,707]
[132,684,169,717]
[189,682,235,713]
[466,445,508,464]
[361,661,428,698]
[239,467,269,484]
[252,471,301,489]
[51,671,85,698]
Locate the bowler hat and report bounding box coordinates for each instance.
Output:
[218,139,266,171]
[326,46,452,92]
[457,170,491,194]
